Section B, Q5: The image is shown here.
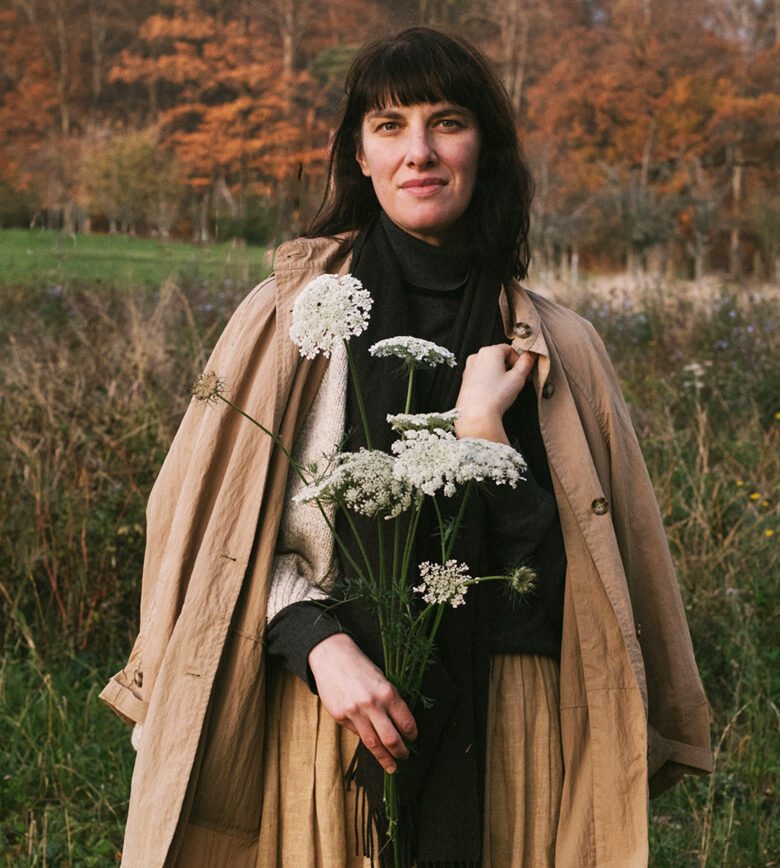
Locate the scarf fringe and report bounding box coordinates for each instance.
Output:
[345,746,417,868]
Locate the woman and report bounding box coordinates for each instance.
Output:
[101,27,711,868]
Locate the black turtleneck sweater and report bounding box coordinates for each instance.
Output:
[266,218,566,684]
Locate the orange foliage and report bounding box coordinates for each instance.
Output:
[0,0,775,268]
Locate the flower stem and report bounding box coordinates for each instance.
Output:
[404,366,415,414]
[344,340,372,450]
[444,483,473,561]
[216,395,307,483]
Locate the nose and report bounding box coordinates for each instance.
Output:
[405,125,437,168]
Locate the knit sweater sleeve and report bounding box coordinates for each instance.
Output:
[265,343,349,687]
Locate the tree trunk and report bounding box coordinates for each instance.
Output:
[729,147,743,279]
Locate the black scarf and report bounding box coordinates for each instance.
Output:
[336,216,508,868]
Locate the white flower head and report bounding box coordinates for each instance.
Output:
[454,438,527,487]
[289,273,372,358]
[391,428,463,496]
[294,448,413,518]
[369,336,457,369]
[392,430,527,497]
[682,360,711,391]
[414,560,471,608]
[387,409,460,435]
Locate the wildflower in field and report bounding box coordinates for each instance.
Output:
[289,273,372,358]
[765,529,775,537]
[387,409,459,434]
[414,560,471,607]
[750,492,760,500]
[369,336,457,368]
[682,361,710,391]
[192,370,226,404]
[294,448,413,518]
[392,429,526,497]
[736,480,745,487]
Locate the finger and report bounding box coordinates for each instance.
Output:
[387,695,418,742]
[506,345,536,370]
[353,718,400,773]
[371,713,411,761]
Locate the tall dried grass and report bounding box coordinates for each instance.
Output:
[0,270,777,865]
[0,279,241,657]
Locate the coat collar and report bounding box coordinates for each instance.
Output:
[500,279,551,391]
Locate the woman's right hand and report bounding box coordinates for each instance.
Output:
[308,632,417,773]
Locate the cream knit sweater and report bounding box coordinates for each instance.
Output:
[266,343,349,620]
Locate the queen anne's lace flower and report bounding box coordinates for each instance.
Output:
[392,430,526,497]
[387,409,460,434]
[289,273,373,358]
[391,429,462,496]
[192,370,225,404]
[294,448,413,518]
[508,565,537,596]
[454,437,527,487]
[414,560,471,607]
[369,336,457,368]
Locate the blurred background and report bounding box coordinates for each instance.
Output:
[0,1,777,864]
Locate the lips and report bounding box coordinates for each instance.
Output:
[400,177,447,189]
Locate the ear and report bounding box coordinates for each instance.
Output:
[355,142,371,178]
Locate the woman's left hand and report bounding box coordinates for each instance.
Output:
[454,344,537,444]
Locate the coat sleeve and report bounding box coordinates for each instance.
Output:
[99,276,279,727]
[572,319,713,794]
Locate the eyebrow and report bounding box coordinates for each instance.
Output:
[365,105,473,121]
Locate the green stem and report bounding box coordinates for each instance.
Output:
[314,501,367,586]
[404,365,415,414]
[344,340,372,450]
[384,771,401,868]
[339,504,376,586]
[443,483,473,561]
[431,496,447,563]
[217,395,307,484]
[400,498,424,586]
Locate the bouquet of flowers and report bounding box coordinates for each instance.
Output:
[193,273,534,867]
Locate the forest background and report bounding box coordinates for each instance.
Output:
[1,0,778,865]
[0,0,778,278]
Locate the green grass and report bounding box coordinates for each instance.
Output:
[0,228,270,289]
[1,654,133,866]
[0,236,778,864]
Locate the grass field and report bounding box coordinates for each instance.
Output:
[0,228,270,289]
[1,230,778,865]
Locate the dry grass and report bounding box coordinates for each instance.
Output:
[0,256,777,864]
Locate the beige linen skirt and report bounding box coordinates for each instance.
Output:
[257,654,563,868]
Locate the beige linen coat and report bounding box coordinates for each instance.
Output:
[101,234,712,867]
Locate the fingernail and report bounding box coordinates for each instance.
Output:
[387,764,396,774]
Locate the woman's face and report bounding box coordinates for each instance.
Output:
[356,101,481,246]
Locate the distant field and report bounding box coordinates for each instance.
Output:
[0,228,271,288]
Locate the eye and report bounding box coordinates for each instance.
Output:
[436,117,463,130]
[377,120,399,132]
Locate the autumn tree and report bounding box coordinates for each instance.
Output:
[81,128,185,236]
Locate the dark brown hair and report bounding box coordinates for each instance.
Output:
[307,27,534,281]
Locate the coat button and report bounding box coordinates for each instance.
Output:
[134,670,144,687]
[514,321,532,338]
[591,497,609,515]
[542,380,555,398]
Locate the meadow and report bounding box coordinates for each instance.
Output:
[1,229,777,866]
